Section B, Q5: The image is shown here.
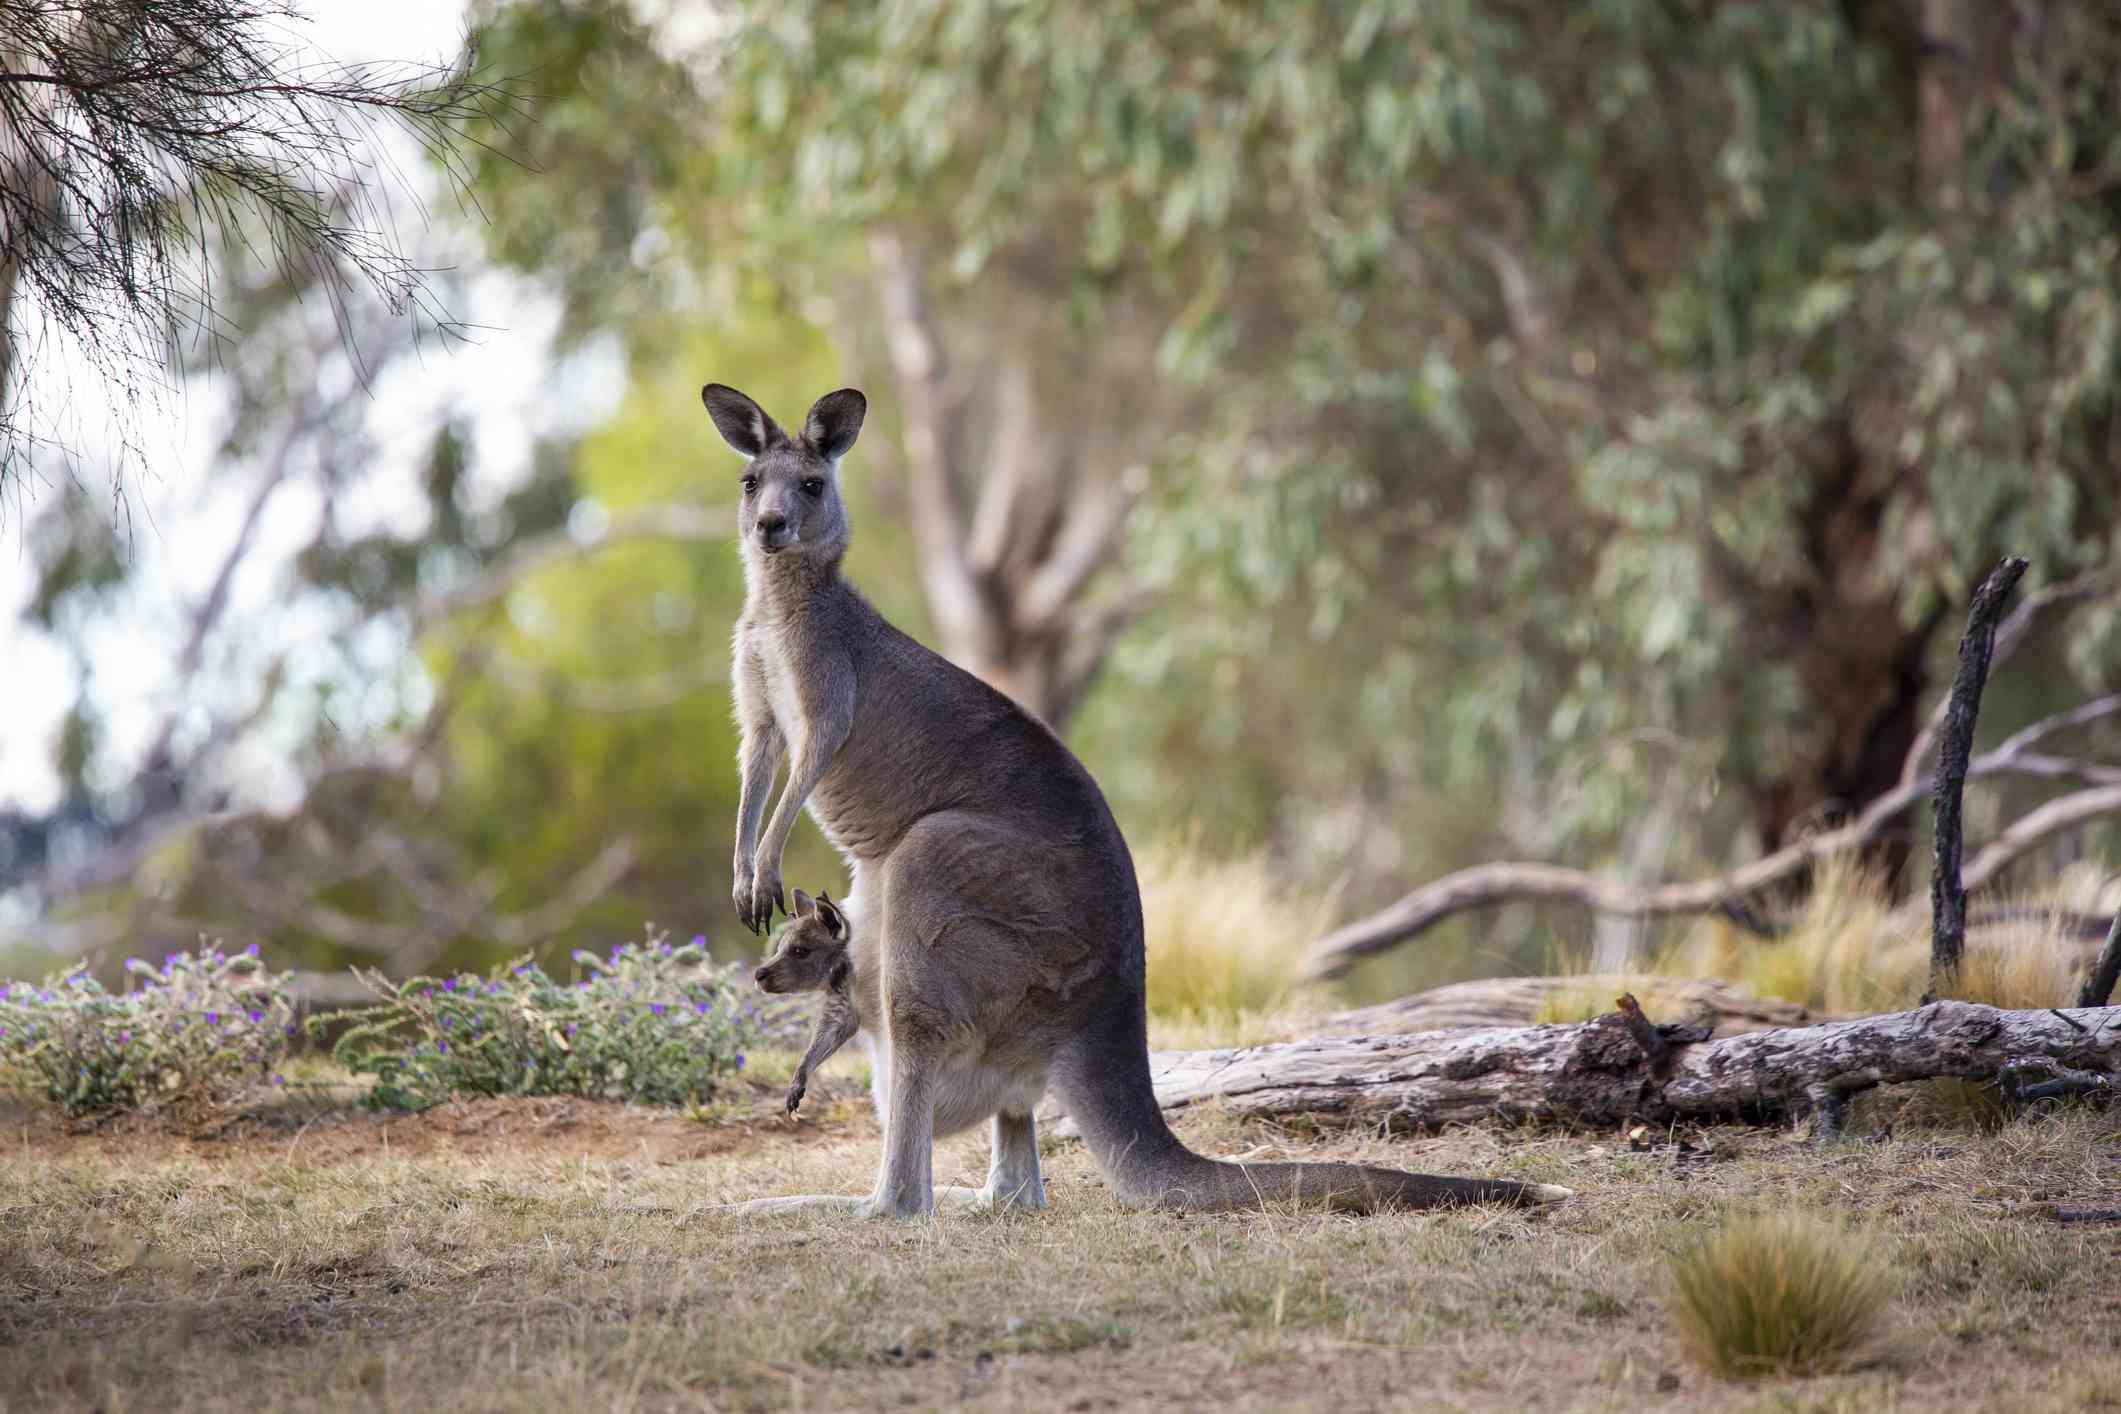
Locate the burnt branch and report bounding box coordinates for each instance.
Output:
[1928,555,2029,996]
[2074,909,2121,1009]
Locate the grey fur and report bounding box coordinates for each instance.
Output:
[754,889,859,1115]
[708,382,1572,1218]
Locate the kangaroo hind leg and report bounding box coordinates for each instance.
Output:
[982,1109,1046,1212]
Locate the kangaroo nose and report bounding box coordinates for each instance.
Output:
[753,965,769,986]
[756,512,787,538]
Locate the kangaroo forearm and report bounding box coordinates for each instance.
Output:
[756,729,843,867]
[732,746,780,864]
[795,1014,857,1089]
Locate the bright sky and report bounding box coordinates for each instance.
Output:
[0,1,627,816]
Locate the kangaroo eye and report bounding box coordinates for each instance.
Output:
[789,944,809,959]
[740,475,759,495]
[799,478,826,497]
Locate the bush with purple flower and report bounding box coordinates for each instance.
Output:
[323,927,798,1111]
[0,944,295,1116]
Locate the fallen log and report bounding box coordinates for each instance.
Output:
[1046,1002,2121,1135]
[1319,975,1820,1038]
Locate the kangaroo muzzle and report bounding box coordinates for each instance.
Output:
[755,511,795,552]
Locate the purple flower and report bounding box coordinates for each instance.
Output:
[690,935,705,949]
[735,1054,746,1069]
[440,1015,454,1030]
[248,1010,264,1024]
[271,1074,285,1086]
[694,1001,710,1015]
[117,1031,130,1045]
[444,978,458,992]
[245,943,260,957]
[437,1041,450,1054]
[205,1012,218,1025]
[651,1003,667,1017]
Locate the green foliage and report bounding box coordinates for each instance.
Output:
[324,930,794,1110]
[0,946,294,1117]
[1669,1212,1890,1378]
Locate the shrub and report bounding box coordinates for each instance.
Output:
[0,944,295,1117]
[1669,1212,1889,1377]
[326,930,794,1111]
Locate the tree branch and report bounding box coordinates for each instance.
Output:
[1899,571,2108,788]
[1303,691,2121,980]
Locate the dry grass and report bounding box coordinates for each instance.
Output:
[1669,1212,1889,1377]
[1,1069,2118,1412]
[1586,853,2100,1017]
[1137,838,1331,1048]
[1953,919,2084,1010]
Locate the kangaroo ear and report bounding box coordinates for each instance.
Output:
[790,888,816,919]
[701,383,782,458]
[815,892,847,939]
[801,389,866,462]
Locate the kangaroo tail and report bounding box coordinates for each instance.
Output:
[1054,1030,1571,1213]
[1107,1149,1572,1212]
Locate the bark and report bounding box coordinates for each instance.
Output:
[1047,1002,2121,1135]
[1928,555,2028,996]
[1318,975,1820,1038]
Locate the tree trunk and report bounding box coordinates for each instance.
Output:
[869,232,1137,729]
[1046,1002,2120,1134]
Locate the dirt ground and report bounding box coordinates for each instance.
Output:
[3,1071,2120,1412]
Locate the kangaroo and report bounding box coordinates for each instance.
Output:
[707,380,1570,1218]
[752,889,862,1115]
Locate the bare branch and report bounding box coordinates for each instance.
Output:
[963,355,1035,577]
[1017,480,1135,632]
[1960,784,2121,894]
[1303,693,2121,980]
[1899,571,2110,787]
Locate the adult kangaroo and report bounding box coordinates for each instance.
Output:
[708,381,1569,1219]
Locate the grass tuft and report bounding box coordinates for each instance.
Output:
[1669,1211,1889,1378]
[1952,923,2080,1010]
[1137,837,1329,1047]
